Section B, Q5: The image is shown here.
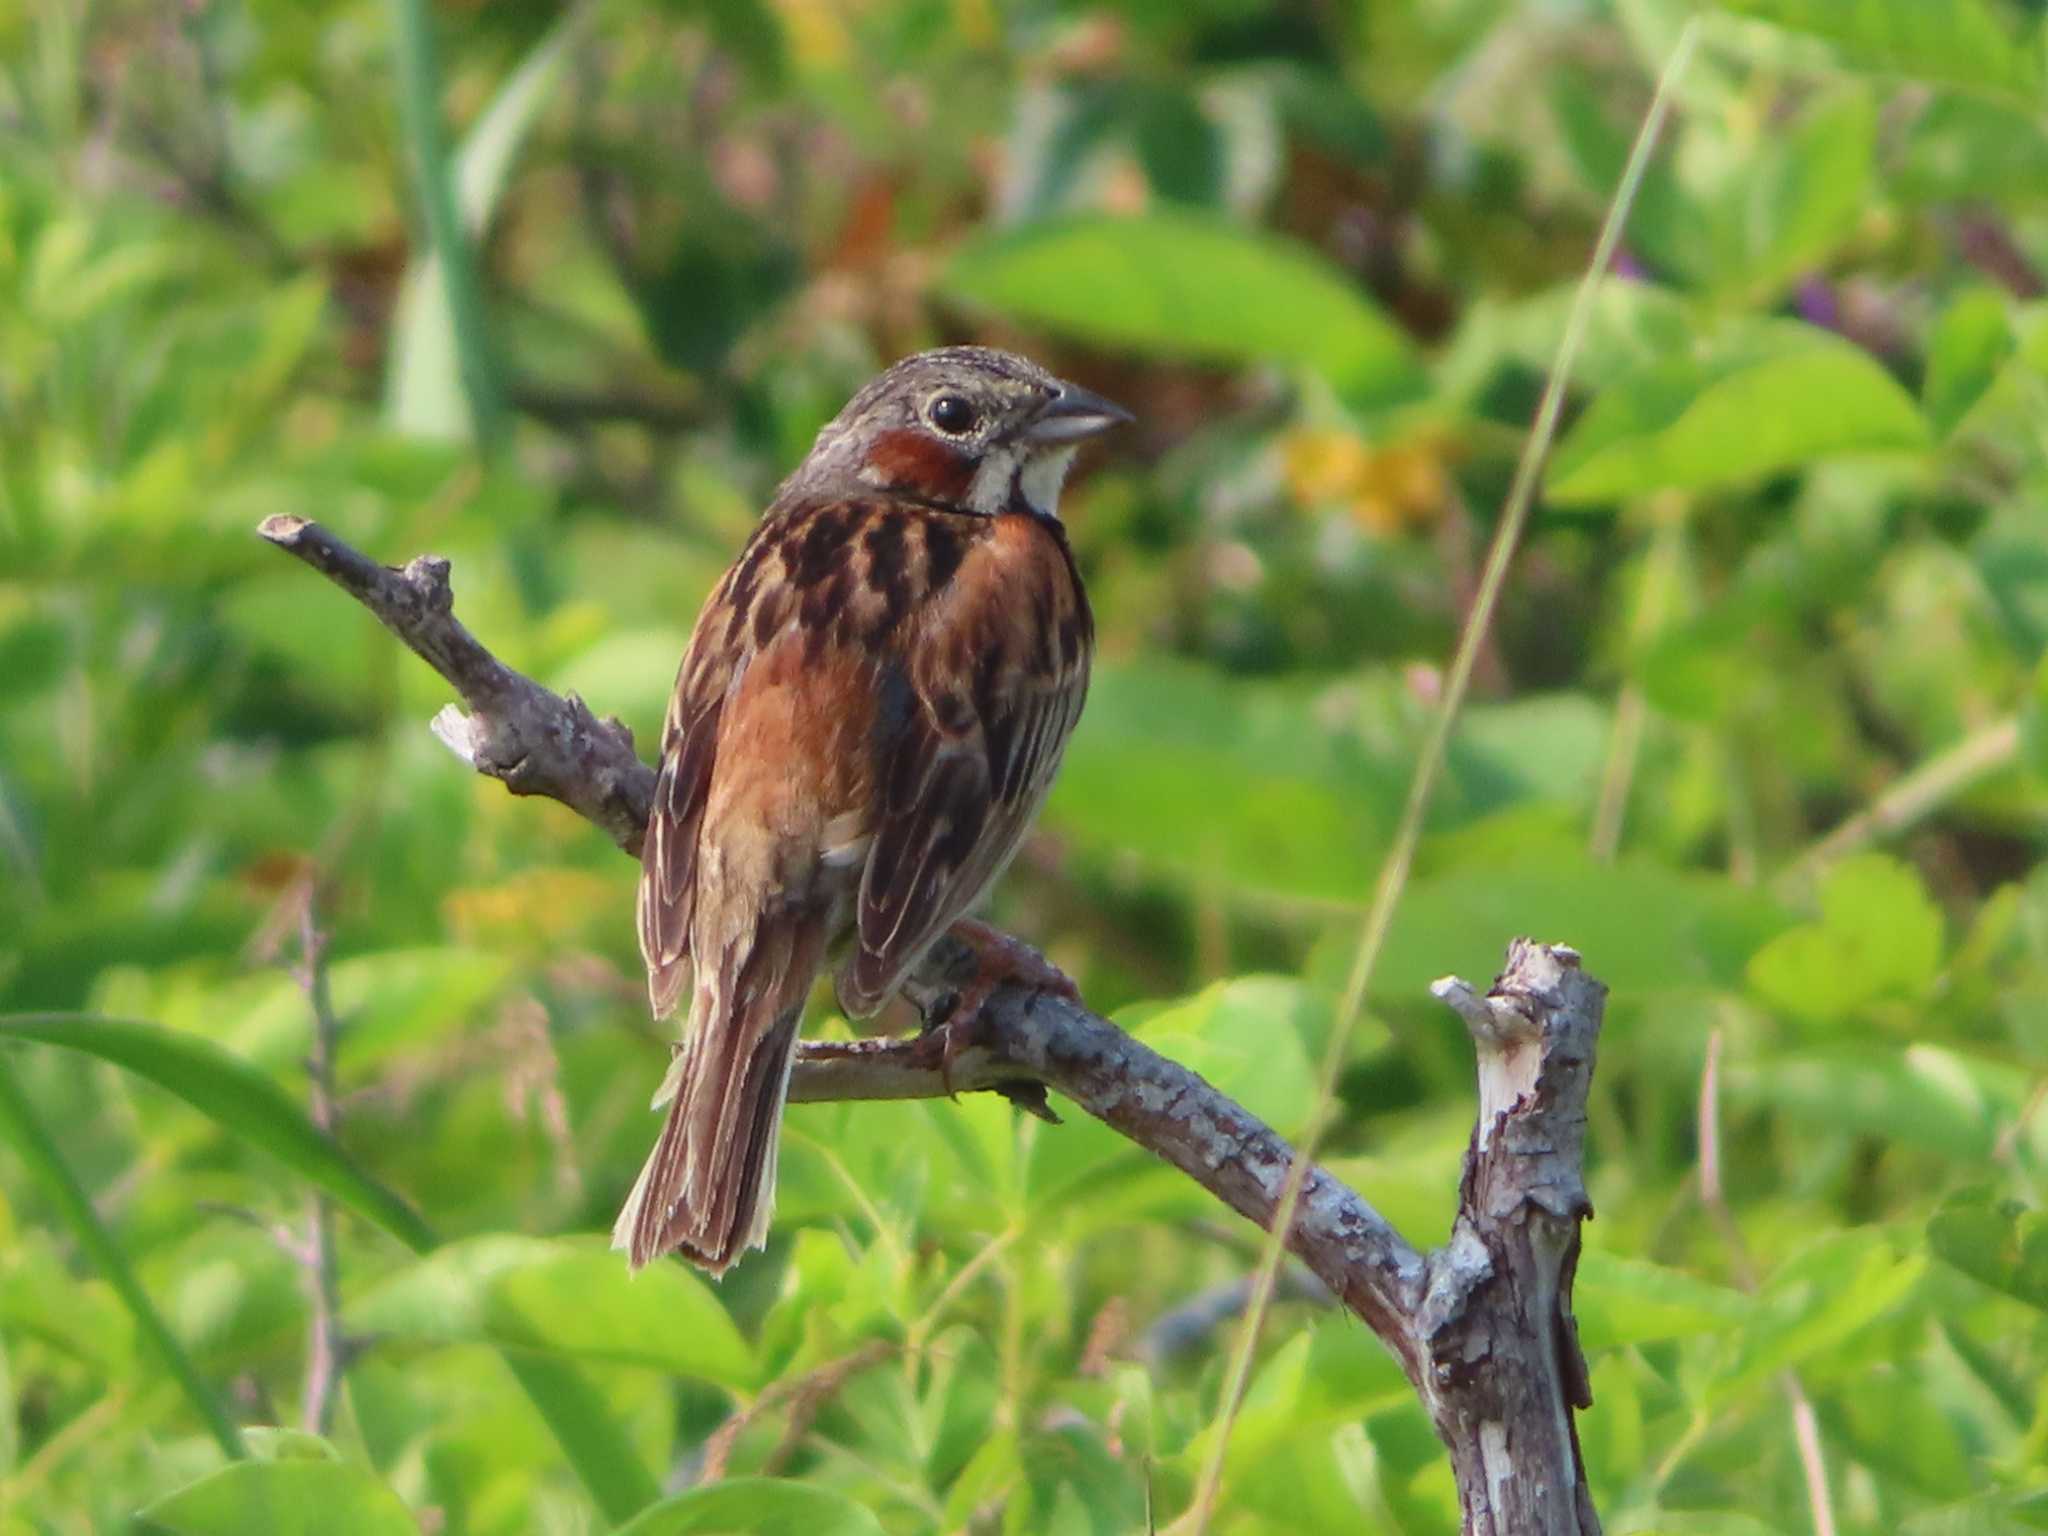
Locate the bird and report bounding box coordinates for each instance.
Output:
[614,345,1131,1274]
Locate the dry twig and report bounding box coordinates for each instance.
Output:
[698,1340,894,1484]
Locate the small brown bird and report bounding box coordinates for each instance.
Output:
[615,346,1129,1273]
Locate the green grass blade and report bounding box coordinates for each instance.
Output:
[0,1013,437,1254]
[0,1053,246,1460]
[389,0,508,453]
[386,12,580,443]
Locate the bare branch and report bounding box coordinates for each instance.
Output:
[257,515,654,856]
[260,517,1610,1522]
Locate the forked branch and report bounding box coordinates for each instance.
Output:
[262,515,1607,1533]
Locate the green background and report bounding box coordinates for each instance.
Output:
[2,0,2047,1531]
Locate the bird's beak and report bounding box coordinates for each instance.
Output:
[1025,381,1134,446]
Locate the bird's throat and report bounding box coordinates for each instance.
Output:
[1012,445,1078,520]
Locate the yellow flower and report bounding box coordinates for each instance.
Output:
[1282,429,1450,535]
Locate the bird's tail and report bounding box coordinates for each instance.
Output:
[613,919,824,1273]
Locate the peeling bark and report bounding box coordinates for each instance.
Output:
[1428,945,1605,1534]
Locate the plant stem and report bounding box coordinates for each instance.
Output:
[293,892,347,1436]
[0,1055,245,1461]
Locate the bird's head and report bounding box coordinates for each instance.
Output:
[796,346,1131,520]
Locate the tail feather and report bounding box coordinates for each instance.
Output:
[614,918,823,1274]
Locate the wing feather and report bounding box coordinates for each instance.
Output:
[635,523,785,1017]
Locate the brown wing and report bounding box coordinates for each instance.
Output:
[636,516,789,1017]
[636,687,722,1018]
[842,513,1092,1015]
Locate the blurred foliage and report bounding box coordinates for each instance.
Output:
[3,0,2048,1532]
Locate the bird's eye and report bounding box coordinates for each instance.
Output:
[927,394,978,436]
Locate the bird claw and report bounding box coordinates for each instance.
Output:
[947,917,1081,1003]
[995,1081,1061,1124]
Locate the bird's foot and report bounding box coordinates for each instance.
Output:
[933,918,1080,1098]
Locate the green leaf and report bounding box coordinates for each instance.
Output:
[1719,0,2043,104]
[1718,88,1875,299]
[1824,1358,1974,1500]
[1377,858,1791,1001]
[1814,854,1946,987]
[1048,668,1603,912]
[611,1479,888,1536]
[0,1056,245,1461]
[2026,655,2048,777]
[548,628,696,739]
[1724,1044,2018,1162]
[1928,1188,2048,1312]
[503,1354,663,1525]
[136,1459,417,1536]
[1746,854,1943,1023]
[1025,979,1341,1233]
[1573,1250,1752,1350]
[636,214,801,376]
[944,213,1421,405]
[0,1013,436,1253]
[1901,1493,2048,1536]
[1044,660,1401,907]
[1443,278,1696,400]
[1714,1229,1926,1402]
[347,1236,758,1389]
[1900,96,2048,205]
[1924,289,2016,437]
[1181,1330,1314,1479]
[944,1429,1024,1528]
[1131,86,1225,207]
[26,224,180,325]
[1548,72,1705,288]
[241,1428,343,1462]
[1548,327,1929,503]
[1449,693,1612,811]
